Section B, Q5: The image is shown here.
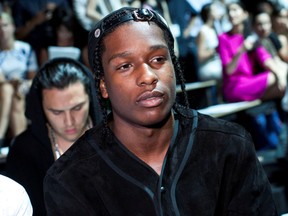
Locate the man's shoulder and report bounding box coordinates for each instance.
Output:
[176,105,246,137]
[175,106,247,140]
[197,112,248,138]
[45,127,102,180]
[9,129,37,152]
[190,113,255,158]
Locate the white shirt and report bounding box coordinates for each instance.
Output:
[0,175,33,216]
[0,40,38,80]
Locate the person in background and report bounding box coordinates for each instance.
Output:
[168,0,199,83]
[196,2,222,82]
[251,6,288,112]
[253,1,288,63]
[44,7,276,215]
[252,7,287,65]
[0,174,33,216]
[5,57,102,216]
[217,1,287,103]
[38,7,87,66]
[218,1,287,150]
[0,11,38,148]
[271,6,288,63]
[11,0,71,64]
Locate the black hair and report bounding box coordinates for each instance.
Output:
[271,5,286,18]
[88,7,189,134]
[53,7,75,31]
[35,57,91,97]
[227,1,248,12]
[227,1,252,39]
[200,3,213,23]
[251,5,271,25]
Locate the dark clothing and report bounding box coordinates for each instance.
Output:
[44,105,277,216]
[268,32,282,51]
[5,130,54,216]
[5,62,102,216]
[167,0,197,57]
[168,0,199,82]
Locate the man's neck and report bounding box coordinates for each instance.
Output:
[110,113,175,175]
[54,135,75,154]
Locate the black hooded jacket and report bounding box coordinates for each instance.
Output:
[43,106,277,215]
[4,59,102,216]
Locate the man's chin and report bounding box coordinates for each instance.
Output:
[64,134,81,143]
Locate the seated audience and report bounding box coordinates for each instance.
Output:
[252,7,287,71]
[218,1,287,150]
[168,0,199,83]
[11,0,71,64]
[5,57,102,216]
[254,1,288,63]
[217,1,287,103]
[38,7,85,66]
[0,11,38,147]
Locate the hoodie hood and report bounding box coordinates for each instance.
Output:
[25,58,102,150]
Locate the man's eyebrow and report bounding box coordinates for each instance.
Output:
[47,101,87,112]
[108,44,169,63]
[108,51,130,64]
[149,44,169,51]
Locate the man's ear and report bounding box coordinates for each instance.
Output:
[99,79,109,98]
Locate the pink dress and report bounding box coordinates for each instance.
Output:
[218,32,271,102]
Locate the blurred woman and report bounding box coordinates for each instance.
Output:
[38,7,87,66]
[217,1,287,102]
[0,11,38,147]
[271,7,288,62]
[196,2,222,82]
[217,1,288,150]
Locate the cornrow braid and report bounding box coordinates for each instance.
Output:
[92,43,110,136]
[169,46,190,109]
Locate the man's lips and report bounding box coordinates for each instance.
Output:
[136,90,164,107]
[65,128,77,134]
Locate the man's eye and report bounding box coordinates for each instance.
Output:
[73,105,82,111]
[52,111,61,115]
[118,64,132,71]
[152,57,166,63]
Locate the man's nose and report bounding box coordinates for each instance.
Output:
[64,112,73,126]
[137,64,158,86]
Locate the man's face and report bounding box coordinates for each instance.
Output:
[42,81,90,143]
[100,21,176,127]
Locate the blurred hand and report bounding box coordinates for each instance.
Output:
[244,35,258,51]
[31,3,57,26]
[32,11,50,26]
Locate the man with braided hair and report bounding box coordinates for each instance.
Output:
[44,7,277,215]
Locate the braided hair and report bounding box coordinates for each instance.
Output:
[88,7,189,134]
